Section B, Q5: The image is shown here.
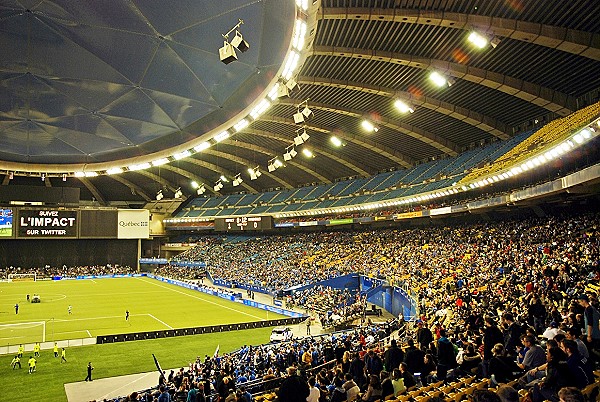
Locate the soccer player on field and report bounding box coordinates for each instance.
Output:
[28,356,36,373]
[53,342,59,357]
[33,342,40,357]
[11,355,21,369]
[61,348,67,363]
[17,344,24,358]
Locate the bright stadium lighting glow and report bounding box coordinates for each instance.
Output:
[330,136,343,147]
[468,31,488,48]
[152,158,170,166]
[429,71,447,87]
[173,150,191,160]
[214,131,230,142]
[194,142,211,152]
[233,119,249,132]
[128,162,151,171]
[106,167,123,175]
[394,100,414,114]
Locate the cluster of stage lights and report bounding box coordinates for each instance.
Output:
[272,124,600,218]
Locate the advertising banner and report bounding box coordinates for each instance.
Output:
[17,209,77,238]
[117,210,150,239]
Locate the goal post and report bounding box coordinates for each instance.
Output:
[0,321,46,344]
[7,273,36,282]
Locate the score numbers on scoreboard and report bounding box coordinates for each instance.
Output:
[214,216,273,232]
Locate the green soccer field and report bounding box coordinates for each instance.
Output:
[0,276,283,346]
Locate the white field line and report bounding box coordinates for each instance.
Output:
[86,330,92,337]
[148,314,173,330]
[138,277,265,321]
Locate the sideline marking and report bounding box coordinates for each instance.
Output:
[148,314,173,330]
[86,330,92,337]
[138,277,266,320]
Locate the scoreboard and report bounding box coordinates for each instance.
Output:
[214,216,273,232]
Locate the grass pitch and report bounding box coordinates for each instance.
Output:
[0,277,286,401]
[0,277,282,346]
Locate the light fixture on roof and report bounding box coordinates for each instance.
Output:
[429,71,448,87]
[106,167,123,175]
[490,37,501,48]
[219,19,249,64]
[394,100,414,114]
[197,186,206,195]
[249,166,262,180]
[232,174,243,187]
[293,99,312,124]
[214,180,223,192]
[361,120,379,132]
[284,146,297,161]
[330,136,343,147]
[302,148,314,158]
[194,142,211,152]
[156,190,164,201]
[219,175,228,182]
[294,127,310,145]
[467,31,489,48]
[174,187,183,199]
[191,181,199,189]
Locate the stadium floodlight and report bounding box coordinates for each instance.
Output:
[273,159,283,168]
[197,186,206,195]
[330,136,343,147]
[219,19,248,64]
[429,71,448,87]
[490,37,501,48]
[174,187,182,199]
[213,180,223,192]
[468,31,489,48]
[156,190,164,201]
[128,162,151,171]
[152,158,170,166]
[249,166,261,180]
[286,77,298,91]
[361,120,379,132]
[301,105,313,118]
[106,167,123,175]
[214,131,230,142]
[268,162,276,172]
[302,148,313,158]
[191,181,199,189]
[220,175,228,182]
[194,142,211,152]
[293,110,305,124]
[233,119,249,132]
[173,150,191,160]
[394,100,414,114]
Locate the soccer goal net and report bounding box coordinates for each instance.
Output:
[0,321,46,344]
[7,273,36,282]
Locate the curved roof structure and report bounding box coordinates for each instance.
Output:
[1,0,599,204]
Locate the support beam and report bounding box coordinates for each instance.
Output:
[319,7,600,61]
[203,149,294,190]
[243,128,371,177]
[134,171,178,194]
[298,76,509,144]
[79,178,107,206]
[261,115,415,168]
[109,175,152,202]
[280,98,463,154]
[221,139,332,184]
[160,165,219,196]
[184,158,258,194]
[309,46,573,117]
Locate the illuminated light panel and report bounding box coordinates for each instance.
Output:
[394,100,414,114]
[282,51,300,80]
[268,84,280,101]
[191,181,199,189]
[233,119,249,132]
[74,172,85,177]
[302,148,313,158]
[249,99,271,119]
[292,20,307,51]
[468,31,488,48]
[152,158,170,166]
[173,150,191,160]
[106,167,123,175]
[84,172,98,177]
[128,162,151,171]
[330,136,343,147]
[296,0,308,11]
[194,142,211,152]
[361,120,378,132]
[214,131,230,142]
[429,71,447,87]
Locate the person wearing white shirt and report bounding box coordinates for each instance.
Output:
[306,377,320,402]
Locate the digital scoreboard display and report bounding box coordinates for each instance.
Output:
[214,216,273,232]
[17,210,78,238]
[0,208,13,237]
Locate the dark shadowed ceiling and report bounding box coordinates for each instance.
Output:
[1,0,599,205]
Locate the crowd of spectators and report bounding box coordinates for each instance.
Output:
[152,210,600,402]
[0,264,135,279]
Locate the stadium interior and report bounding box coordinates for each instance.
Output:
[1,1,600,402]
